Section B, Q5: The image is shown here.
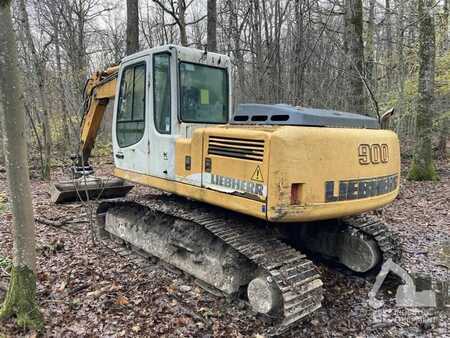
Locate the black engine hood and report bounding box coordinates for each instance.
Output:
[232,104,379,129]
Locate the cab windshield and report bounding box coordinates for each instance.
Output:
[179,62,228,123]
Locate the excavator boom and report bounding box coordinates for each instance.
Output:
[77,66,118,171]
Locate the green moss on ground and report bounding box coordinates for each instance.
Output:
[0,256,11,271]
[0,266,43,331]
[407,161,439,181]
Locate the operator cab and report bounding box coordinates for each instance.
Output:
[112,45,232,179]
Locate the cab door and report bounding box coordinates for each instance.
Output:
[113,59,149,174]
[148,51,177,179]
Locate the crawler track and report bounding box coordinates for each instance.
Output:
[98,196,323,334]
[343,214,403,265]
[97,196,402,333]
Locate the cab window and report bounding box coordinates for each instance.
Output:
[179,62,228,123]
[153,53,171,134]
[116,63,146,147]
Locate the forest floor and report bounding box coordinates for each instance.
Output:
[0,158,449,337]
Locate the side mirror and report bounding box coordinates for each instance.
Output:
[380,108,395,129]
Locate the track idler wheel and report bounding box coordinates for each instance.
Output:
[338,234,381,273]
[282,222,383,274]
[247,276,283,315]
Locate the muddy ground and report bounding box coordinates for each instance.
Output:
[0,159,449,337]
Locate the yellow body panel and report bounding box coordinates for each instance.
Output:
[114,167,266,218]
[201,127,271,202]
[75,51,399,224]
[266,126,400,221]
[175,131,204,185]
[115,124,401,223]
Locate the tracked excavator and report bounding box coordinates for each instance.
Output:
[51,45,402,333]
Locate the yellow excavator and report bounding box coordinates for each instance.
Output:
[52,45,402,332]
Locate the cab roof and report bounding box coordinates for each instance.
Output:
[121,44,231,68]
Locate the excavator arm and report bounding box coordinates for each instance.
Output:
[74,66,118,174]
[50,65,134,204]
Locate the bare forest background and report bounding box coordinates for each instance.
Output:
[0,0,448,180]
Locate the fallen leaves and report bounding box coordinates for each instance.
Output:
[0,159,448,337]
[115,295,129,305]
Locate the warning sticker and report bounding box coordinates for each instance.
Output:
[200,89,210,105]
[251,166,264,182]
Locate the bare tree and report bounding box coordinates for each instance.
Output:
[0,102,4,166]
[408,0,438,181]
[437,0,449,159]
[3,0,445,178]
[39,0,72,148]
[152,0,190,46]
[59,0,88,97]
[366,0,376,90]
[445,0,449,50]
[438,115,448,159]
[396,0,407,118]
[18,0,53,179]
[207,0,217,51]
[250,0,264,102]
[439,0,449,53]
[384,0,393,88]
[344,0,365,114]
[289,0,305,105]
[57,0,113,97]
[126,0,139,55]
[226,0,247,102]
[0,0,43,329]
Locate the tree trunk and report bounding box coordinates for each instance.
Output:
[152,0,188,46]
[229,0,245,102]
[290,0,304,106]
[126,0,139,55]
[366,0,376,89]
[207,0,217,52]
[385,0,393,89]
[396,0,406,131]
[179,1,188,46]
[261,0,272,101]
[251,0,264,102]
[0,101,4,166]
[344,0,365,114]
[442,0,449,52]
[273,0,282,102]
[73,3,88,98]
[54,22,71,148]
[437,0,448,150]
[0,0,43,329]
[18,0,52,180]
[437,116,448,159]
[408,0,438,181]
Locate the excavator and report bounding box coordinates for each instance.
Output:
[51,44,402,332]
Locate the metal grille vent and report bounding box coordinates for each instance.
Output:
[208,136,265,162]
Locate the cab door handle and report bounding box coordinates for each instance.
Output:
[115,153,124,159]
